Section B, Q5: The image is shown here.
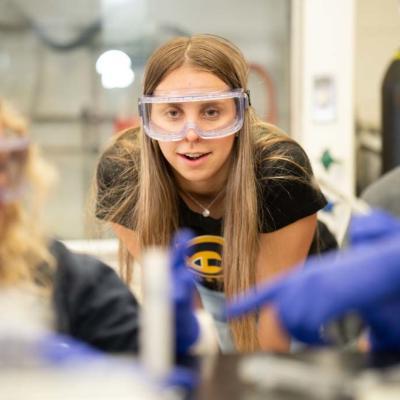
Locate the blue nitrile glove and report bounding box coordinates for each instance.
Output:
[227,211,400,348]
[164,366,200,391]
[37,333,104,364]
[362,298,400,352]
[349,209,400,246]
[171,230,200,355]
[349,210,400,351]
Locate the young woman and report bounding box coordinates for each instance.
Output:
[95,34,333,353]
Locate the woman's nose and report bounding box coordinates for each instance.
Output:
[183,123,201,142]
[184,130,200,142]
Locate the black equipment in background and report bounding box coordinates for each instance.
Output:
[381,49,400,174]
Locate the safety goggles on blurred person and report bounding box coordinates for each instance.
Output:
[138,89,250,141]
[0,137,29,204]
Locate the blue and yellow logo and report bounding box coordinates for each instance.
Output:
[187,235,224,283]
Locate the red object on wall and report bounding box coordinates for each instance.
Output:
[113,116,140,135]
[248,63,278,124]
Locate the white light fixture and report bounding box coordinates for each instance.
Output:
[96,49,135,89]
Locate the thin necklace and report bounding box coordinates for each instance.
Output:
[182,189,225,218]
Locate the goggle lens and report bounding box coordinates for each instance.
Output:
[139,89,248,141]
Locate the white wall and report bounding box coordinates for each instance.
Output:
[291,0,356,196]
[355,0,400,127]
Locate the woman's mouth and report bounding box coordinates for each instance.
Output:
[180,152,211,161]
[177,152,212,167]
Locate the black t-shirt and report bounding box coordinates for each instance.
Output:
[179,141,330,290]
[256,141,327,232]
[50,241,140,354]
[96,133,336,291]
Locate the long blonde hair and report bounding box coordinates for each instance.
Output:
[139,34,261,350]
[0,100,55,288]
[96,35,310,351]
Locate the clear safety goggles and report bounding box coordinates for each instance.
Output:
[0,137,29,204]
[138,89,250,141]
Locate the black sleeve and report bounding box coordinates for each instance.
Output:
[257,141,327,232]
[95,129,138,228]
[51,241,140,354]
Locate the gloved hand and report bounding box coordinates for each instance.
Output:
[37,333,103,364]
[345,210,400,351]
[171,230,200,355]
[349,209,400,246]
[227,211,400,350]
[362,297,400,352]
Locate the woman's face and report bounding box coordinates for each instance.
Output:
[153,65,236,193]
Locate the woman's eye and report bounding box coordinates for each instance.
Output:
[165,109,181,119]
[204,108,220,119]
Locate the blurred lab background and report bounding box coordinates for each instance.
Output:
[0,0,399,241]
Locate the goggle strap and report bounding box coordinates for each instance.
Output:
[139,89,245,104]
[0,137,30,152]
[245,89,251,107]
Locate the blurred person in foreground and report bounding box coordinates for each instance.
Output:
[0,99,201,359]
